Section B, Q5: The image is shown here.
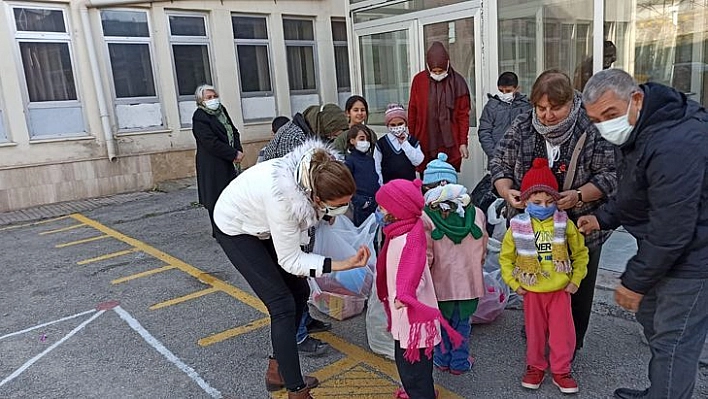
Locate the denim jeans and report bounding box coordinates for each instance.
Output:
[433,302,472,372]
[296,307,312,344]
[635,277,708,399]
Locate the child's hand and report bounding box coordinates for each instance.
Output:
[515,287,527,296]
[565,283,579,294]
[394,299,406,309]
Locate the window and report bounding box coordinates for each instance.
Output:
[101,10,156,98]
[12,6,84,137]
[283,18,318,92]
[331,19,351,92]
[168,13,212,126]
[233,15,276,121]
[101,9,161,130]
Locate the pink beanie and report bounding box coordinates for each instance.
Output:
[384,103,408,126]
[376,179,424,220]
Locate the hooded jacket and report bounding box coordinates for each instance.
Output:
[478,93,532,160]
[595,83,708,294]
[213,139,339,277]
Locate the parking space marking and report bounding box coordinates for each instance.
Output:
[0,216,69,232]
[198,317,271,347]
[39,223,86,235]
[0,310,106,388]
[0,309,97,342]
[111,265,176,285]
[149,287,220,310]
[76,248,140,265]
[56,234,110,248]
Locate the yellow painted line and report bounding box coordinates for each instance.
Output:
[70,213,268,314]
[198,317,270,347]
[150,287,220,310]
[111,265,177,285]
[76,248,139,265]
[270,357,361,399]
[0,216,70,232]
[39,223,85,235]
[55,234,110,248]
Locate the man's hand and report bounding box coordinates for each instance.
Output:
[515,287,527,296]
[565,282,579,294]
[459,144,470,159]
[557,190,580,210]
[614,284,644,312]
[577,215,600,235]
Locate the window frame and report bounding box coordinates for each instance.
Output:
[100,8,159,105]
[282,16,319,95]
[232,13,275,99]
[10,3,82,110]
[166,11,213,102]
[331,18,351,93]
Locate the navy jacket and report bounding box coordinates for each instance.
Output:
[596,83,708,294]
[345,149,379,197]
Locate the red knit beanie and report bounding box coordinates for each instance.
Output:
[520,158,560,201]
[376,179,424,220]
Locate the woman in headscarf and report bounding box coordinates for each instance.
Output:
[261,103,349,161]
[490,69,617,356]
[191,84,243,237]
[408,41,472,172]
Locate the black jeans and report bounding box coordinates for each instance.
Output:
[571,245,601,349]
[215,231,309,391]
[394,340,436,399]
[636,277,708,398]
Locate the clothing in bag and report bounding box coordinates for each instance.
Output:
[483,198,524,309]
[471,269,510,324]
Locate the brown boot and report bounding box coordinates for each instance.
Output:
[265,357,319,392]
[288,387,313,399]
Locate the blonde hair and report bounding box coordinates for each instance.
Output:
[309,149,356,201]
[194,84,217,105]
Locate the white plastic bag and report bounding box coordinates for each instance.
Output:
[472,270,510,324]
[366,277,395,359]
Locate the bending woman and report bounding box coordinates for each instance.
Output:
[213,139,370,399]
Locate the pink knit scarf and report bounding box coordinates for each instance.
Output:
[376,216,464,362]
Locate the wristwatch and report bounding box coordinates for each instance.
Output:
[576,189,584,207]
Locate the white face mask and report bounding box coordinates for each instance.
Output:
[498,92,515,103]
[320,203,349,217]
[389,125,408,138]
[204,98,221,110]
[430,72,448,82]
[355,141,371,153]
[594,100,638,146]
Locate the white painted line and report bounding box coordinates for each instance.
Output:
[0,309,97,342]
[0,310,105,388]
[113,306,222,399]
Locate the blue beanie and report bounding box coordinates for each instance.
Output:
[423,153,457,185]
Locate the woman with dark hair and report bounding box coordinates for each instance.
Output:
[408,41,471,172]
[490,69,617,361]
[191,84,243,237]
[214,140,370,399]
[333,95,378,154]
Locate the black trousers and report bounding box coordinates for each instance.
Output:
[215,231,309,391]
[571,245,602,349]
[394,340,436,399]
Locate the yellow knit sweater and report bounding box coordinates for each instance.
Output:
[500,217,589,293]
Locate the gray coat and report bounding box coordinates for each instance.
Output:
[478,93,532,161]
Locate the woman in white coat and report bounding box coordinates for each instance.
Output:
[213,139,370,399]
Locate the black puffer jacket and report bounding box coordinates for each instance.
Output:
[596,83,708,294]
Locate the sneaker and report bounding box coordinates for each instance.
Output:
[393,387,409,399]
[297,337,329,357]
[449,356,475,375]
[521,366,545,390]
[306,318,332,334]
[552,373,579,394]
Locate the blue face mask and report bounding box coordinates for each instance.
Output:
[526,203,557,220]
[374,209,392,226]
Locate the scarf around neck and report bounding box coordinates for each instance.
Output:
[531,91,582,146]
[375,216,463,362]
[425,205,482,244]
[426,67,470,151]
[199,104,236,149]
[509,211,572,286]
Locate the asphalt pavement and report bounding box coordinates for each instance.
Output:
[0,180,706,399]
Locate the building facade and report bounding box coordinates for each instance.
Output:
[2,0,707,211]
[0,0,351,212]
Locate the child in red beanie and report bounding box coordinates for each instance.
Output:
[499,158,589,394]
[375,178,463,399]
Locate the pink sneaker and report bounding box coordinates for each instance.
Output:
[521,366,545,390]
[552,373,579,394]
[449,356,475,375]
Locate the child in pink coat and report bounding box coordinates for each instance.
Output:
[422,153,487,375]
[375,178,463,399]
